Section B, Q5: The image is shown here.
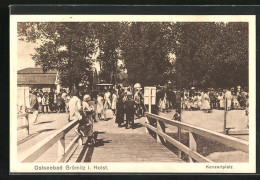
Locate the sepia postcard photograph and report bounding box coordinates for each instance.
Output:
[10,14,256,173]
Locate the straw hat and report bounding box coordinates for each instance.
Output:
[83,94,91,101]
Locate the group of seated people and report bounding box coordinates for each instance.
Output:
[157,86,249,113]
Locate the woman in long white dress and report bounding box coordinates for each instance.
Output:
[217,92,225,109]
[96,93,104,120]
[161,93,167,112]
[201,91,211,112]
[111,91,117,115]
[103,91,112,120]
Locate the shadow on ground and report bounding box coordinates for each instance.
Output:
[35,121,54,125]
[75,131,111,162]
[17,128,56,145]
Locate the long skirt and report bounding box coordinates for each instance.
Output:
[38,103,42,113]
[96,104,103,114]
[233,99,240,109]
[227,99,231,109]
[112,100,116,110]
[201,100,210,110]
[197,101,202,109]
[219,99,225,108]
[161,99,167,110]
[78,114,93,137]
[115,101,124,124]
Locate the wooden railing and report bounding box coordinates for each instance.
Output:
[145,113,249,163]
[17,113,30,135]
[20,119,81,163]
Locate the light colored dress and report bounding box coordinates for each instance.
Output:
[68,96,82,121]
[96,96,104,114]
[225,91,232,110]
[232,95,240,109]
[197,95,202,109]
[161,93,167,110]
[218,95,225,108]
[104,92,112,109]
[201,93,210,110]
[111,93,117,110]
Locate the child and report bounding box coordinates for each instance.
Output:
[173,112,180,121]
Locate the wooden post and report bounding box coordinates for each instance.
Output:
[22,87,30,135]
[145,88,152,133]
[22,115,28,135]
[156,120,166,144]
[26,114,29,135]
[78,137,83,146]
[22,87,27,113]
[58,136,65,162]
[149,88,152,113]
[189,132,197,162]
[224,98,227,134]
[177,109,182,158]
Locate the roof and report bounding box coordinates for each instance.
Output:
[17,73,56,85]
[96,83,114,86]
[18,68,57,74]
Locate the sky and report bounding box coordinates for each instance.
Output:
[17,40,38,70]
[17,40,101,72]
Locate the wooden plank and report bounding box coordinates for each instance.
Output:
[57,136,65,162]
[146,113,249,153]
[17,125,28,131]
[20,119,79,162]
[17,113,29,118]
[189,132,197,162]
[156,120,166,144]
[69,132,183,163]
[58,135,80,162]
[227,129,249,135]
[145,123,212,162]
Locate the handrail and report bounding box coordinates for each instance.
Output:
[17,113,29,118]
[145,112,249,162]
[20,119,80,163]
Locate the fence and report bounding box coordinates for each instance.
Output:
[145,112,249,162]
[17,113,30,135]
[20,119,81,163]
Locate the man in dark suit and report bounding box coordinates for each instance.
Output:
[175,89,182,114]
[48,89,54,112]
[124,93,135,129]
[30,90,39,124]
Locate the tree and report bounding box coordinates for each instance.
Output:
[120,22,174,86]
[18,22,248,90]
[172,22,248,89]
[93,22,124,84]
[17,22,97,90]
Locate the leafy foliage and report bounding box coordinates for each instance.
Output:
[18,22,249,89]
[172,22,248,89]
[18,22,96,89]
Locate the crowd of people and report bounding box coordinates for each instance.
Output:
[27,85,146,129]
[156,86,249,114]
[27,85,249,138]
